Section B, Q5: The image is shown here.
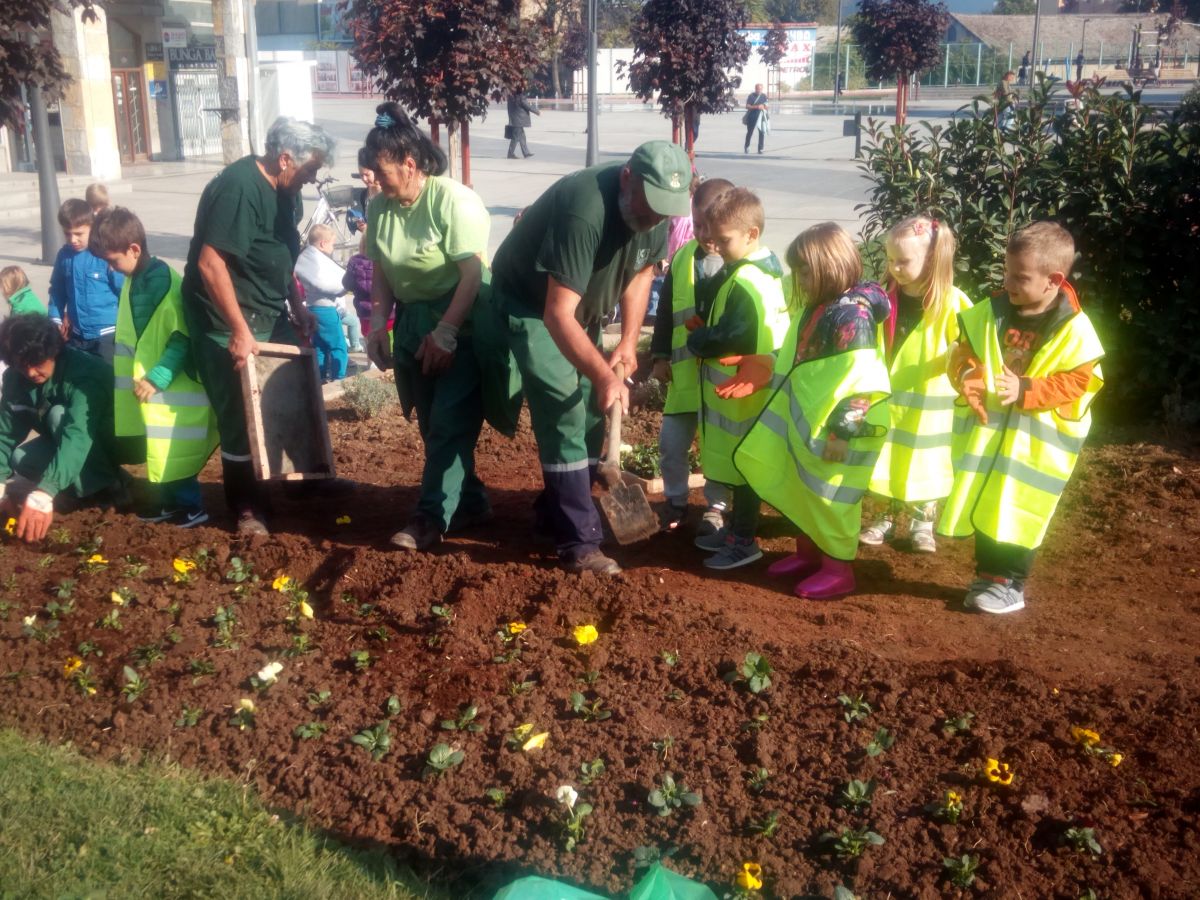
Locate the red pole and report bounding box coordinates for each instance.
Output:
[685,103,695,161]
[430,118,440,146]
[461,119,472,189]
[671,111,680,145]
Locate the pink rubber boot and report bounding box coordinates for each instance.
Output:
[767,533,821,578]
[794,555,856,600]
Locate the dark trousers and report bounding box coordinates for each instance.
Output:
[727,483,761,540]
[507,127,530,158]
[975,532,1036,587]
[744,117,765,153]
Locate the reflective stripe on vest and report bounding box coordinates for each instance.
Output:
[937,298,1103,549]
[697,257,789,485]
[869,286,972,504]
[663,241,701,415]
[113,266,219,482]
[733,316,890,560]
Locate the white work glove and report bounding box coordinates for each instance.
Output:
[25,490,54,514]
[427,320,459,354]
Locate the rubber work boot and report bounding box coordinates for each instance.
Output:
[767,533,822,578]
[390,515,442,551]
[566,550,620,575]
[794,555,856,600]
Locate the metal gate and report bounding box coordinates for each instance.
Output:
[173,70,222,158]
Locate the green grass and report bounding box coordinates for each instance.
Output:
[0,729,446,899]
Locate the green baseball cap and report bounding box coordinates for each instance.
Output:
[628,141,693,217]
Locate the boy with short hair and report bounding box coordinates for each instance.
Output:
[48,198,123,363]
[940,221,1104,614]
[294,223,351,381]
[0,314,124,542]
[686,187,790,570]
[92,207,218,527]
[650,177,735,535]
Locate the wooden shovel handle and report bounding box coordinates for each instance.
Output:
[602,361,625,468]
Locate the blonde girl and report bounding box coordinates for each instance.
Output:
[860,215,972,553]
[726,223,891,599]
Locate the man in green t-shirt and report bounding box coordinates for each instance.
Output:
[490,141,692,575]
[182,117,335,536]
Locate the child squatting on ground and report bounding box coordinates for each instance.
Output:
[91,207,219,528]
[48,198,124,365]
[650,177,735,538]
[0,315,124,542]
[861,216,973,554]
[939,221,1104,614]
[686,187,789,571]
[294,223,352,382]
[728,223,892,599]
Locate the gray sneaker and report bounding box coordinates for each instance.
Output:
[703,537,763,571]
[968,579,1026,614]
[694,527,728,552]
[695,505,726,538]
[390,515,443,551]
[565,550,620,576]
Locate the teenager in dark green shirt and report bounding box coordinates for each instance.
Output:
[490,141,692,575]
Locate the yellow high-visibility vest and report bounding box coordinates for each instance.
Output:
[663,240,701,415]
[114,267,218,483]
[869,285,973,503]
[937,298,1103,549]
[734,312,891,560]
[697,254,789,486]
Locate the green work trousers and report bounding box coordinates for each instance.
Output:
[11,404,121,499]
[502,294,606,560]
[392,297,489,532]
[187,309,295,515]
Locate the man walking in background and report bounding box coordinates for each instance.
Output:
[506,90,540,160]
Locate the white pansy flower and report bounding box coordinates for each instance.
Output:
[555,785,578,810]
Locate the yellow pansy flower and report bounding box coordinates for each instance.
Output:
[1070,726,1101,747]
[1108,752,1123,767]
[4,517,15,535]
[572,624,599,646]
[63,656,83,678]
[299,600,314,619]
[272,575,293,592]
[522,731,549,751]
[237,698,256,713]
[736,862,763,890]
[172,558,196,574]
[984,757,1014,786]
[335,515,351,525]
[507,622,527,635]
[86,554,108,565]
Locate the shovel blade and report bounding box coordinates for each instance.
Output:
[598,482,659,545]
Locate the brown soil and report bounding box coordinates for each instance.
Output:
[2,386,1199,899]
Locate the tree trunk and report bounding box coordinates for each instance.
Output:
[551,51,562,98]
[684,102,695,160]
[461,119,472,189]
[447,119,462,183]
[895,76,908,126]
[671,111,680,145]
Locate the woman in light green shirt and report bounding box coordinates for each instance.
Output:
[363,103,494,551]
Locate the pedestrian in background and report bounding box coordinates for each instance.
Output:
[744,84,769,155]
[506,90,539,160]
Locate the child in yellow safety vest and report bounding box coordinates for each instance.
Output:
[686,188,789,571]
[92,208,219,528]
[861,216,973,554]
[940,221,1103,614]
[724,223,891,599]
[649,177,735,537]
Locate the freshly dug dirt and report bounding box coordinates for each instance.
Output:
[1,393,1198,898]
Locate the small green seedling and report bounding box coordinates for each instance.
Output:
[660,649,679,667]
[822,826,885,859]
[647,773,701,818]
[746,767,771,793]
[865,726,896,757]
[349,649,373,671]
[840,778,876,812]
[569,691,612,722]
[748,810,781,838]
[440,702,482,732]
[53,579,76,600]
[724,651,773,693]
[132,643,165,669]
[294,721,328,740]
[927,789,965,824]
[943,853,980,888]
[484,787,507,809]
[942,711,975,736]
[188,659,215,683]
[424,742,464,777]
[385,694,402,717]
[307,689,332,709]
[1063,826,1103,856]
[121,665,147,702]
[838,694,872,723]
[350,722,391,761]
[175,707,203,728]
[579,758,607,785]
[507,679,535,696]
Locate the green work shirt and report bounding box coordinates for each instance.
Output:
[181,155,300,337]
[367,175,489,303]
[490,162,667,325]
[0,348,115,497]
[7,286,47,316]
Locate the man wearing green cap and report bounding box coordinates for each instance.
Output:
[491,140,693,575]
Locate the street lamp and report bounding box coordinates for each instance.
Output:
[833,0,844,102]
[586,0,597,166]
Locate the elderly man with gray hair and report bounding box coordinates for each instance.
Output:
[181,116,336,535]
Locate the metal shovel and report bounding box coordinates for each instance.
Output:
[596,364,659,545]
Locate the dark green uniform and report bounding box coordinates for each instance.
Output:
[0,348,120,499]
[181,155,299,515]
[490,162,666,561]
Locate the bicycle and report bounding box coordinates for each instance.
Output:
[299,176,360,263]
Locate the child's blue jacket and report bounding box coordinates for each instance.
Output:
[48,246,124,341]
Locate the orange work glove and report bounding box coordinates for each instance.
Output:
[961,367,989,425]
[683,314,704,331]
[714,354,775,399]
